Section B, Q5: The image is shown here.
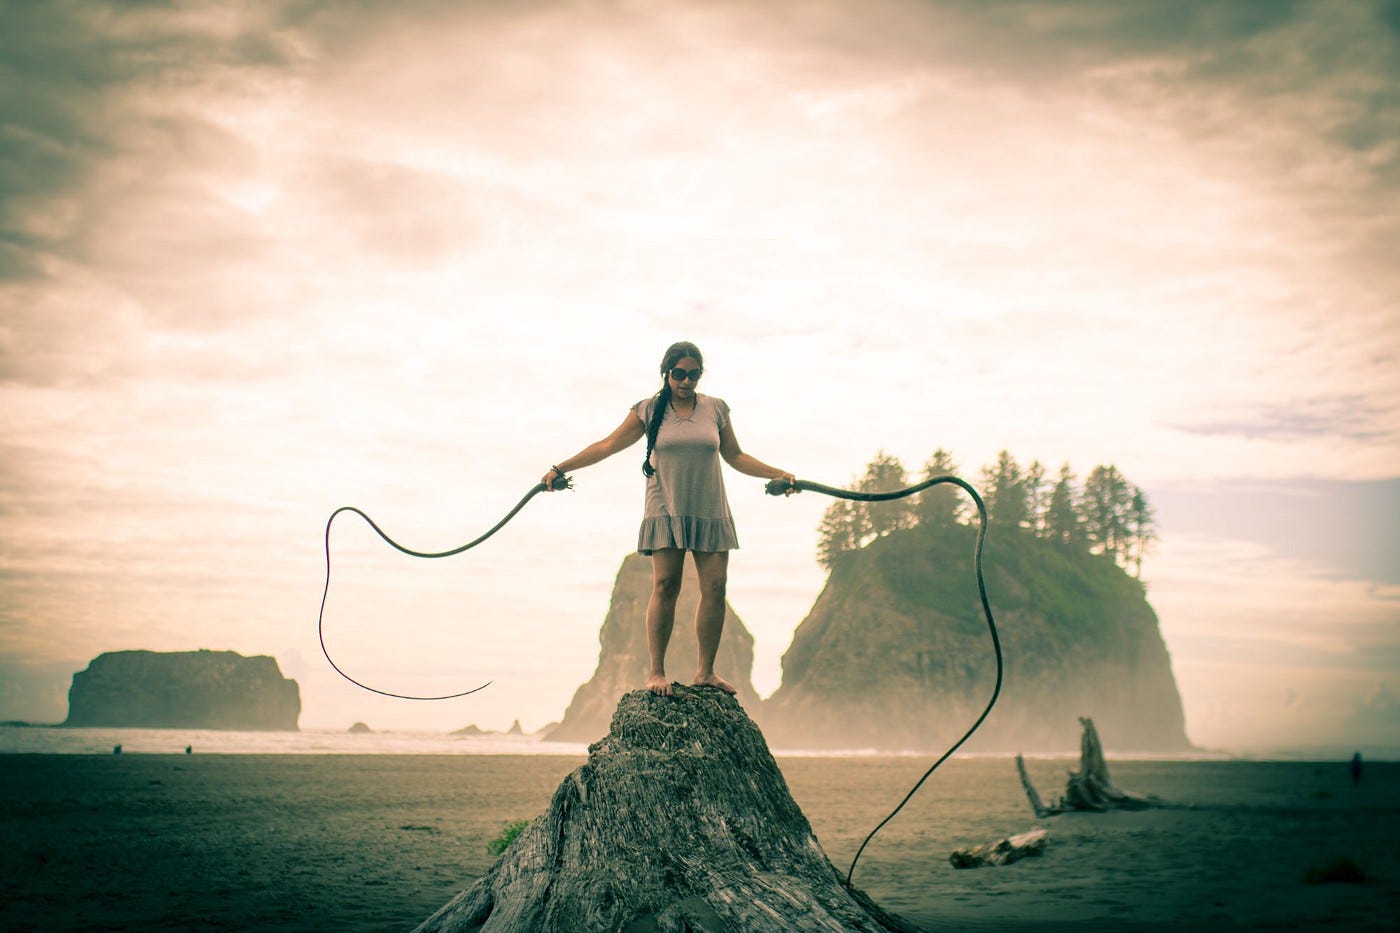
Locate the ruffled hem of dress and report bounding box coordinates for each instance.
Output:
[636,515,739,554]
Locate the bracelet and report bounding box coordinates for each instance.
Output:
[550,464,565,476]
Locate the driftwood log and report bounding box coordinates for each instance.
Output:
[949,828,1048,869]
[416,685,921,932]
[1016,717,1162,817]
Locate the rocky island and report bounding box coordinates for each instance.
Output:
[544,553,761,743]
[548,520,1191,755]
[64,649,300,731]
[759,519,1191,753]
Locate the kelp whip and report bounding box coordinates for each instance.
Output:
[320,469,1001,889]
[764,475,1002,888]
[317,473,573,700]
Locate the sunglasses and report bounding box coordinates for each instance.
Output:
[668,367,703,382]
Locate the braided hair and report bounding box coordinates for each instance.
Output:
[642,341,704,477]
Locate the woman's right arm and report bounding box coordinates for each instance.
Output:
[542,411,646,488]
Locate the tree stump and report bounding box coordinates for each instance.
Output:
[1016,717,1162,817]
[415,685,921,932]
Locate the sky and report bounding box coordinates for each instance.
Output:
[2,0,1397,755]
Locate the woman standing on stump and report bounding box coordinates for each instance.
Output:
[543,341,795,696]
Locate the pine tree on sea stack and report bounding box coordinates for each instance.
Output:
[415,685,920,933]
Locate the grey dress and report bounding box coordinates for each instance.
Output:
[634,393,740,554]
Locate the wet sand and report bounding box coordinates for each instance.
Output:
[2,754,1395,931]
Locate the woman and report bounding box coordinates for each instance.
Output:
[543,341,795,697]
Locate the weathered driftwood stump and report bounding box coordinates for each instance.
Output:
[1016,717,1162,817]
[416,685,921,933]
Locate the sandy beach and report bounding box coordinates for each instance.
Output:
[2,754,1395,931]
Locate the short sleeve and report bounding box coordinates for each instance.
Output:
[634,397,653,425]
[714,397,730,430]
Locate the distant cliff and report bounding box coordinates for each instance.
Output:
[759,522,1192,753]
[64,650,300,731]
[545,554,760,743]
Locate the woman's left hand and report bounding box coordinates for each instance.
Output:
[774,472,798,495]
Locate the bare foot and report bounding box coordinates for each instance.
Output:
[646,674,672,696]
[693,672,737,695]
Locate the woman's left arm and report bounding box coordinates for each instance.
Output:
[719,419,796,488]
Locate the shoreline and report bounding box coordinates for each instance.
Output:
[6,724,1391,762]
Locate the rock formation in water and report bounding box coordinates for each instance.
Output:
[416,685,919,933]
[760,522,1191,753]
[545,553,760,743]
[64,650,300,731]
[451,721,540,737]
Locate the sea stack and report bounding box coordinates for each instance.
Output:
[545,553,761,743]
[760,522,1191,753]
[417,685,919,932]
[64,649,301,731]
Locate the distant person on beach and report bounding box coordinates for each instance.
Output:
[543,340,795,697]
[1350,751,1363,786]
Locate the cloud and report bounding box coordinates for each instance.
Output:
[295,157,478,265]
[907,0,1400,304]
[1170,395,1397,444]
[1150,478,1400,583]
[0,1,307,276]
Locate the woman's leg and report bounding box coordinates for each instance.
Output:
[690,550,736,694]
[646,548,685,695]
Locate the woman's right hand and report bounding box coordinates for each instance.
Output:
[541,467,561,490]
